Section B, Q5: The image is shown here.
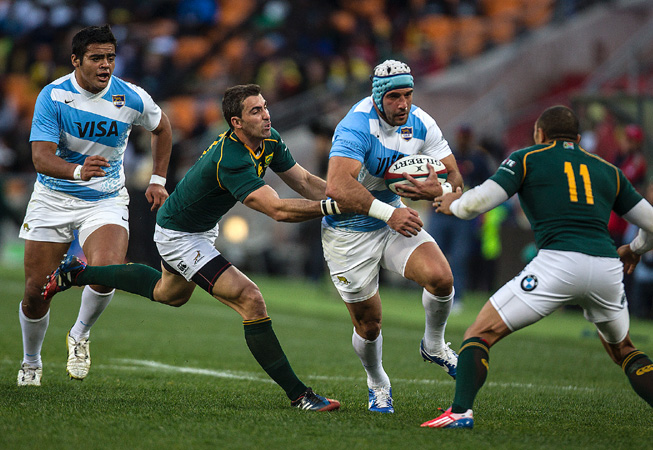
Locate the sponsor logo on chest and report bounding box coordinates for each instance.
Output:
[74,121,119,138]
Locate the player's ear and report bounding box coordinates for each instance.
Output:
[230,116,241,129]
[575,133,581,144]
[71,55,80,68]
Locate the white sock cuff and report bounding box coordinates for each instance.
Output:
[423,287,455,304]
[352,328,382,345]
[84,285,115,297]
[19,301,50,323]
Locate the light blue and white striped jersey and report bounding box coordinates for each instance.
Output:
[30,72,162,201]
[325,96,452,231]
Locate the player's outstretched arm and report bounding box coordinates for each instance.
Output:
[620,198,653,274]
[32,141,109,181]
[276,163,327,201]
[146,111,173,211]
[243,184,324,222]
[435,179,508,219]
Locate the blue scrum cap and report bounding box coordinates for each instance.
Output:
[371,60,414,113]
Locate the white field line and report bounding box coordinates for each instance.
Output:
[102,358,598,393]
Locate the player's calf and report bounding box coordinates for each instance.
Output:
[622,350,653,407]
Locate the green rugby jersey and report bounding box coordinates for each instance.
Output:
[490,140,642,257]
[157,128,296,232]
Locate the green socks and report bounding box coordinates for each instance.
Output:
[622,350,653,407]
[243,317,306,401]
[76,263,160,301]
[451,337,490,413]
[449,341,653,412]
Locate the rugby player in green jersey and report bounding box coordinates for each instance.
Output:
[43,84,343,411]
[421,105,653,428]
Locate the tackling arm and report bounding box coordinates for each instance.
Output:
[618,199,653,274]
[276,163,327,201]
[435,179,509,219]
[243,184,323,222]
[623,199,653,253]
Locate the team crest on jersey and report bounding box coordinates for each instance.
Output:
[112,95,125,108]
[520,274,538,291]
[400,127,413,141]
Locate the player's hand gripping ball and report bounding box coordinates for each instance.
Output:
[384,154,448,194]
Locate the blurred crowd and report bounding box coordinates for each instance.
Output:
[3,0,651,319]
[0,0,571,175]
[0,0,564,270]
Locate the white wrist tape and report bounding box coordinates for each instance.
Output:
[73,165,82,180]
[320,199,341,216]
[441,182,453,194]
[149,174,166,186]
[368,199,395,222]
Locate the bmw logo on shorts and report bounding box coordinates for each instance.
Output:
[520,274,538,291]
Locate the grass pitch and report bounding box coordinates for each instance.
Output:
[0,266,651,449]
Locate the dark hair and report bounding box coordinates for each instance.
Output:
[72,24,117,59]
[536,105,579,141]
[222,84,262,129]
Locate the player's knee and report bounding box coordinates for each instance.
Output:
[356,320,382,341]
[21,284,50,319]
[423,271,454,296]
[24,279,48,305]
[159,296,190,307]
[237,284,266,316]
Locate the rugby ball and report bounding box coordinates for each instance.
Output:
[384,154,447,194]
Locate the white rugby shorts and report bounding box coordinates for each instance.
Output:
[490,249,629,343]
[321,224,435,303]
[154,224,221,282]
[19,181,130,247]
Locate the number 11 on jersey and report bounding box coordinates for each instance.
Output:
[564,161,594,205]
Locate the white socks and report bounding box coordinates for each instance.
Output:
[69,286,115,340]
[19,301,49,367]
[352,329,391,389]
[422,288,454,354]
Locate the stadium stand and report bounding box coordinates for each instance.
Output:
[1,0,652,283]
[0,0,572,178]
